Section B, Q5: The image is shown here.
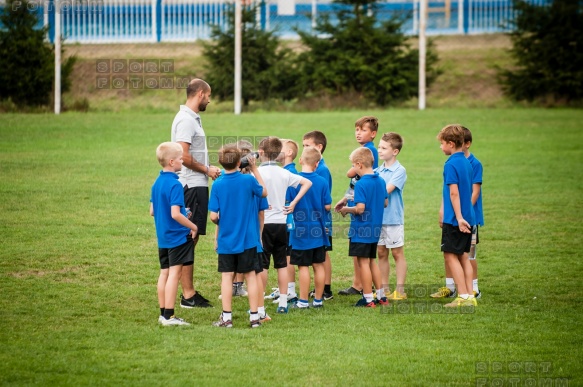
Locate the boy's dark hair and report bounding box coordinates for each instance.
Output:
[462,126,472,143]
[186,78,210,99]
[303,131,327,154]
[437,124,465,148]
[355,116,379,134]
[218,144,241,170]
[381,132,404,151]
[258,136,282,161]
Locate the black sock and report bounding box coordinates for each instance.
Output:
[163,308,174,319]
[160,308,164,316]
[324,284,331,293]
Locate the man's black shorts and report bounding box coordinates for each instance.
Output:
[158,237,194,269]
[261,223,288,269]
[349,241,378,258]
[218,247,257,274]
[441,223,472,255]
[290,246,326,267]
[183,185,208,235]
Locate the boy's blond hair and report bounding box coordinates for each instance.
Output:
[281,139,299,160]
[301,146,321,168]
[437,124,465,148]
[381,132,404,151]
[349,147,374,168]
[355,116,379,133]
[156,142,182,167]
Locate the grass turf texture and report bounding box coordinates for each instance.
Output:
[0,109,582,385]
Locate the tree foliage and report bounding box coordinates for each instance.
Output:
[296,0,440,106]
[0,0,76,107]
[202,4,300,105]
[498,0,583,103]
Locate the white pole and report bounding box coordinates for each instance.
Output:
[418,0,426,110]
[55,0,61,114]
[234,0,242,115]
[458,0,463,33]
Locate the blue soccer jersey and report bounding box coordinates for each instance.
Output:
[349,173,388,243]
[209,171,264,254]
[467,153,484,227]
[287,172,331,250]
[363,142,379,169]
[442,152,475,227]
[150,171,190,248]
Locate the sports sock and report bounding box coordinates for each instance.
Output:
[445,278,455,292]
[459,294,469,300]
[250,312,259,321]
[288,282,296,296]
[279,294,288,308]
[160,308,164,316]
[258,306,265,317]
[324,284,331,293]
[163,308,174,319]
[376,288,385,300]
[473,279,479,293]
[222,311,232,321]
[313,298,323,306]
[363,293,374,303]
[298,299,309,307]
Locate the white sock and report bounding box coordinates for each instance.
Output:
[473,279,479,292]
[279,293,288,308]
[250,312,259,321]
[258,306,265,317]
[363,293,374,303]
[445,278,455,292]
[222,312,232,321]
[459,294,469,300]
[376,288,385,299]
[288,282,296,296]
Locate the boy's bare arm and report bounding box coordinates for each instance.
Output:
[448,184,471,233]
[334,197,348,212]
[471,183,481,206]
[150,202,154,216]
[346,166,358,178]
[209,211,219,225]
[171,205,199,238]
[386,183,396,194]
[439,198,444,228]
[339,203,365,217]
[177,141,221,180]
[249,159,268,198]
[284,178,312,213]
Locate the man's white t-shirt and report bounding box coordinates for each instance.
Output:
[171,105,208,188]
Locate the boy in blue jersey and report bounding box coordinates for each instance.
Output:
[287,147,332,309]
[462,127,483,298]
[209,144,268,328]
[436,124,477,308]
[336,116,379,296]
[275,139,300,302]
[375,132,408,301]
[150,142,199,326]
[338,147,388,307]
[431,126,485,300]
[302,131,334,300]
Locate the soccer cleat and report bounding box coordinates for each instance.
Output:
[430,287,457,299]
[161,315,190,326]
[354,297,375,307]
[377,297,390,306]
[312,303,323,308]
[194,292,210,303]
[265,288,280,300]
[323,291,334,301]
[276,306,288,314]
[272,292,297,304]
[234,283,248,297]
[181,293,212,308]
[158,315,164,324]
[444,297,476,308]
[260,313,272,322]
[308,289,315,298]
[387,290,407,300]
[250,319,262,328]
[290,301,309,309]
[474,290,482,299]
[338,286,363,296]
[212,315,233,328]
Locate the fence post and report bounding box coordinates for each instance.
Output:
[463,0,469,34]
[156,0,162,42]
[48,0,55,43]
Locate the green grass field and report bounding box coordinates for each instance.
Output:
[1,109,582,385]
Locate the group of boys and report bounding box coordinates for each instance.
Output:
[150,104,484,327]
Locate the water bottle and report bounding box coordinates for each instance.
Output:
[285,202,295,231]
[185,207,192,219]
